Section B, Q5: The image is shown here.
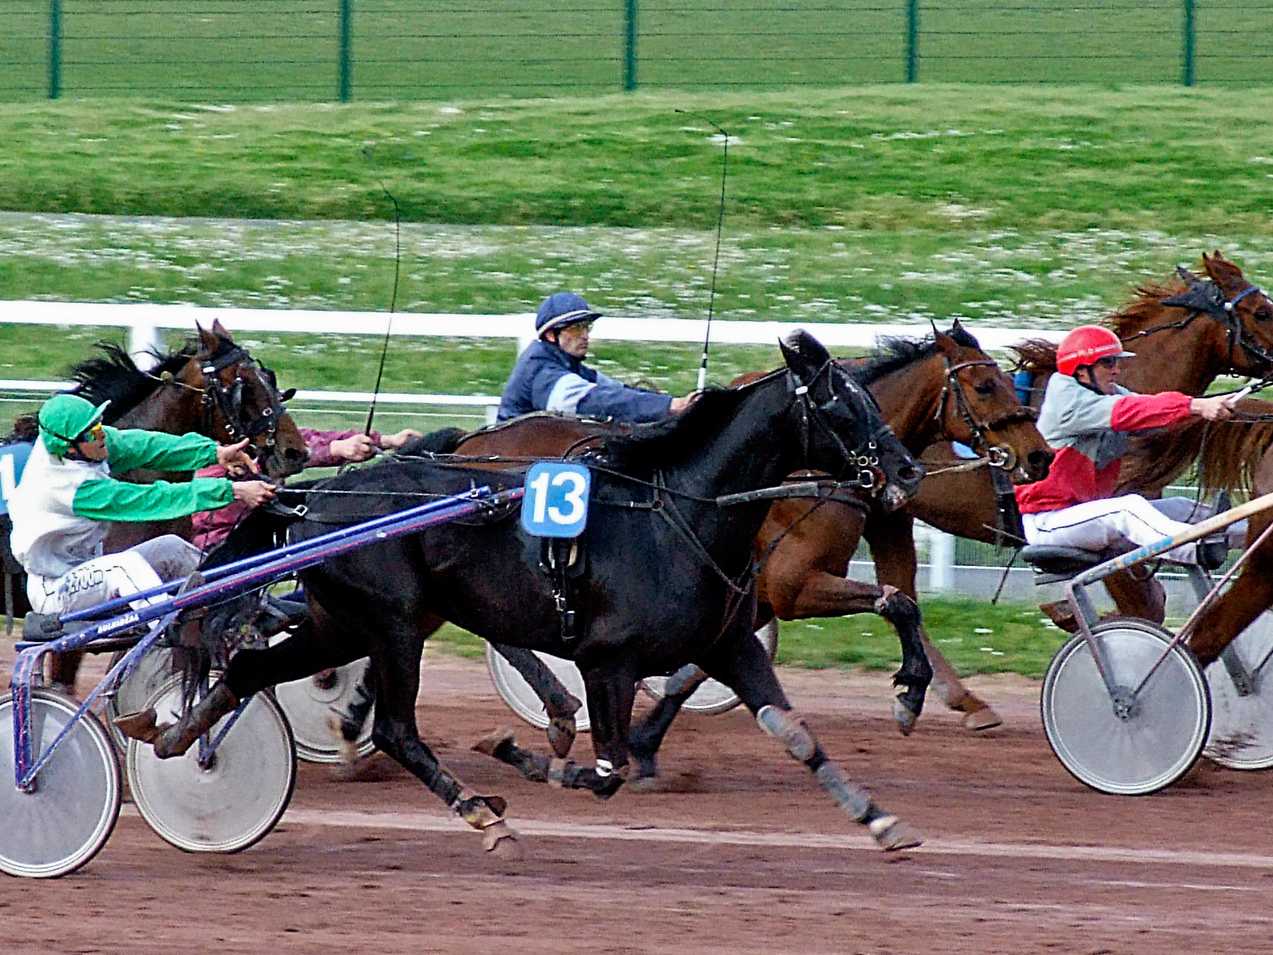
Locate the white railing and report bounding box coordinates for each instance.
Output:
[1,300,1067,591]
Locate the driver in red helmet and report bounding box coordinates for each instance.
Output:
[1015,325,1236,567]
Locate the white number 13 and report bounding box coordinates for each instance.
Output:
[529,471,587,525]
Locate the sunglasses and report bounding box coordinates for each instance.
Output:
[77,422,104,441]
[1094,356,1121,370]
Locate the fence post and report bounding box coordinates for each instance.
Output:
[623,0,638,90]
[905,0,919,83]
[928,529,954,592]
[48,0,61,99]
[338,0,352,102]
[1182,0,1195,86]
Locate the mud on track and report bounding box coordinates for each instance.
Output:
[4,646,1273,955]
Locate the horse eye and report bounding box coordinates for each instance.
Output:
[974,379,997,396]
[1256,305,1273,323]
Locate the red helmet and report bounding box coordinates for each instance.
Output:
[1055,325,1135,376]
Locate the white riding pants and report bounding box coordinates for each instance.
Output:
[1022,495,1243,565]
[27,535,202,616]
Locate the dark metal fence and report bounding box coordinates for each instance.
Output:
[2,1,1271,101]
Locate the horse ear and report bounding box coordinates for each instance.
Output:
[779,329,831,381]
[210,317,234,341]
[933,327,958,358]
[197,323,220,354]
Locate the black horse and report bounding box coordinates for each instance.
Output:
[118,330,929,853]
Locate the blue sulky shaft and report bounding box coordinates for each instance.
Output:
[10,485,520,790]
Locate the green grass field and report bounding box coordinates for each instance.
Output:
[4,1,1273,100]
[1,82,1269,677]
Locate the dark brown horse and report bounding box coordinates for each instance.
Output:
[31,321,308,688]
[391,322,1050,755]
[1006,252,1273,646]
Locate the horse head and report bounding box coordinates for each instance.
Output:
[930,320,1052,484]
[193,320,307,480]
[779,329,923,512]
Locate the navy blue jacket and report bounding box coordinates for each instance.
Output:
[497,340,673,423]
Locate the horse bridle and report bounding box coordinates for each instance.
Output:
[936,358,1039,472]
[198,345,292,462]
[789,359,892,493]
[1129,273,1273,381]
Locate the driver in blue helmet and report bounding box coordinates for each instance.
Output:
[497,292,698,423]
[9,392,276,620]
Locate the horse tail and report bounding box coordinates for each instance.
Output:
[401,427,468,456]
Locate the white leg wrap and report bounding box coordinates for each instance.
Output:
[664,665,708,697]
[814,761,872,821]
[757,705,817,762]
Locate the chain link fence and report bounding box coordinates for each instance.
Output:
[3,1,1271,101]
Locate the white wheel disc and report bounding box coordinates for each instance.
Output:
[104,647,175,752]
[126,677,296,853]
[640,620,779,715]
[1041,620,1210,795]
[0,690,121,878]
[274,657,375,764]
[486,645,591,733]
[1205,611,1273,770]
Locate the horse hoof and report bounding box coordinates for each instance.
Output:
[547,715,576,759]
[482,821,522,858]
[961,704,1003,732]
[892,698,919,737]
[113,708,161,744]
[473,728,517,758]
[626,773,669,794]
[868,815,923,851]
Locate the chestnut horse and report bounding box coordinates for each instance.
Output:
[1011,254,1273,668]
[1008,252,1273,636]
[25,322,308,688]
[372,322,1050,761]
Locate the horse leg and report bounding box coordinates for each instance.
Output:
[1039,568,1166,633]
[865,510,1001,731]
[491,642,582,758]
[767,564,931,734]
[697,629,922,851]
[1189,509,1273,667]
[628,663,710,786]
[368,626,520,855]
[475,659,635,800]
[46,649,84,697]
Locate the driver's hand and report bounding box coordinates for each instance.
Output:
[216,438,259,471]
[231,480,276,508]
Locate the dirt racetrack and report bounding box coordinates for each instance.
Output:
[4,644,1273,955]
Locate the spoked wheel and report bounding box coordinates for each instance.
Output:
[126,676,296,854]
[640,620,780,715]
[273,657,375,764]
[103,646,175,752]
[486,645,592,733]
[0,689,121,878]
[1204,611,1273,770]
[1041,619,1210,795]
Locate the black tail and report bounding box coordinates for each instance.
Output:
[200,503,301,571]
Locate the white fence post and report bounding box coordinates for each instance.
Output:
[128,323,163,371]
[929,529,954,592]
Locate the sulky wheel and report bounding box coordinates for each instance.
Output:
[1204,611,1273,770]
[1041,619,1210,796]
[640,619,780,715]
[126,676,296,854]
[273,657,375,764]
[104,646,176,753]
[0,689,121,878]
[486,644,591,733]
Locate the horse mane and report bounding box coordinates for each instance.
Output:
[401,427,468,456]
[597,385,757,474]
[67,341,195,424]
[850,324,982,387]
[1118,413,1273,498]
[1010,338,1058,375]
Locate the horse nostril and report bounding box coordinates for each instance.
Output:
[898,464,924,485]
[1028,449,1052,477]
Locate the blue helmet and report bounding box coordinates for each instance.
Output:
[535,292,602,339]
